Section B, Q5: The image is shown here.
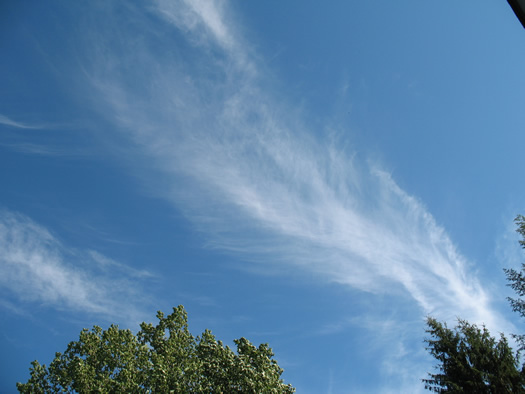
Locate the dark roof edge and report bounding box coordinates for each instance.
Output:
[508,0,525,28]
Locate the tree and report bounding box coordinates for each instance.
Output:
[504,214,525,351]
[423,215,525,392]
[422,317,524,392]
[17,305,295,393]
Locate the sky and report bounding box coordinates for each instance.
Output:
[1,1,525,392]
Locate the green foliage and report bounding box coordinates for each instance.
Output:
[423,317,524,393]
[17,305,295,393]
[423,215,525,392]
[504,214,525,350]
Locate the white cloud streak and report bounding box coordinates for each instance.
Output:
[156,0,233,49]
[0,114,40,129]
[0,210,153,323]
[85,1,503,330]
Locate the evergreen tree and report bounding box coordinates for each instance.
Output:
[504,214,525,351]
[423,317,524,392]
[424,215,525,392]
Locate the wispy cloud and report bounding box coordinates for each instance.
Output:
[0,114,41,129]
[156,0,234,50]
[59,1,515,389]
[92,1,499,325]
[88,250,155,279]
[0,210,154,323]
[0,113,90,157]
[84,0,503,329]
[0,142,87,157]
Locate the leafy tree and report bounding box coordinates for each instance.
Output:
[17,305,295,393]
[423,317,524,393]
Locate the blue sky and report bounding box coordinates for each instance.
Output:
[1,1,525,392]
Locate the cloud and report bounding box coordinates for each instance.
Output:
[0,114,41,129]
[0,142,86,157]
[87,250,155,279]
[0,114,88,156]
[0,210,153,323]
[41,1,514,389]
[82,0,505,331]
[155,0,233,49]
